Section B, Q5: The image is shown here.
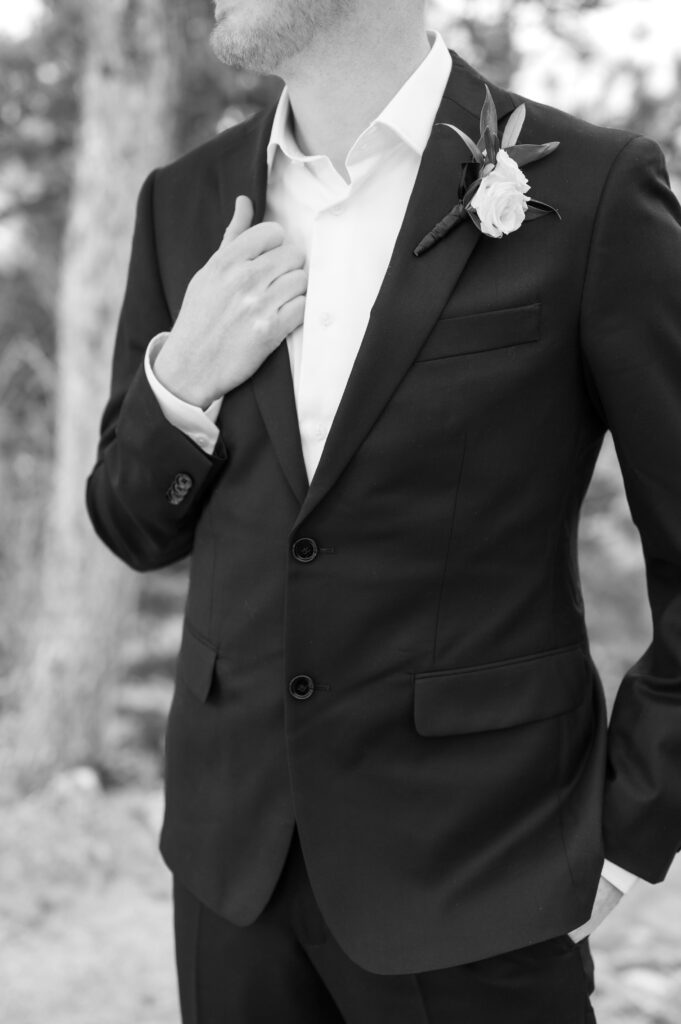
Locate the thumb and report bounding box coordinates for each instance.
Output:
[222,195,254,245]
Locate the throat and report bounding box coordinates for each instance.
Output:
[283,28,431,171]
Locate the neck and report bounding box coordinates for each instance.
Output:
[278,14,431,173]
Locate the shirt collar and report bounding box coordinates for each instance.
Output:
[266,30,452,173]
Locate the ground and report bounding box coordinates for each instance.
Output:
[1,438,679,1023]
[2,776,681,1024]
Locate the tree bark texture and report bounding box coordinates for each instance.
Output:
[9,0,179,788]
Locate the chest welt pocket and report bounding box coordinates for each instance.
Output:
[413,644,590,736]
[415,302,541,362]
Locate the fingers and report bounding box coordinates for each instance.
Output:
[218,195,285,260]
[217,202,306,344]
[277,294,306,338]
[222,195,254,245]
[256,243,307,285]
[269,268,308,310]
[228,220,286,261]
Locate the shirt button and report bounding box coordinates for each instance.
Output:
[320,312,334,327]
[312,423,326,440]
[329,205,344,216]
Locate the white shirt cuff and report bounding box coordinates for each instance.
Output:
[601,858,639,894]
[144,333,222,455]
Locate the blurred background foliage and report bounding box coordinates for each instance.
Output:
[0,1,679,1021]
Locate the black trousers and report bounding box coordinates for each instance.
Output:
[173,827,597,1024]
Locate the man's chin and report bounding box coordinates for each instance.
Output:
[209,25,279,74]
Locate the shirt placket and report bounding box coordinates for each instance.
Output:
[295,162,355,479]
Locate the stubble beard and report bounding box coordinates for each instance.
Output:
[210,0,355,75]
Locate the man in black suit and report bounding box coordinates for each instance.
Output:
[86,0,681,1020]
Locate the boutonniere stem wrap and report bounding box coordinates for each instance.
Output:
[414,86,561,256]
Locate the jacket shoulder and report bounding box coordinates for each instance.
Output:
[152,103,274,192]
[503,86,649,164]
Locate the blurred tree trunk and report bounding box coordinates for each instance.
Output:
[8,0,179,789]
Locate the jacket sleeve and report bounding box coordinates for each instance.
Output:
[580,134,681,882]
[85,170,229,571]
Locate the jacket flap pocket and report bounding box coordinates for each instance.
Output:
[416,302,541,361]
[176,622,218,703]
[414,645,589,736]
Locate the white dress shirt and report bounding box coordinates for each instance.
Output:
[146,30,453,479]
[145,29,636,896]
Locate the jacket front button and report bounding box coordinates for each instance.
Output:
[291,537,318,563]
[288,675,315,700]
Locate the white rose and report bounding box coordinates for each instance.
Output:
[470,150,530,238]
[489,149,530,190]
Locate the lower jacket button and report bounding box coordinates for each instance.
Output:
[288,675,315,700]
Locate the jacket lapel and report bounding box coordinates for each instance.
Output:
[216,99,310,505]
[213,57,516,517]
[294,58,516,527]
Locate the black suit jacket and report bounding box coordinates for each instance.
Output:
[86,51,681,974]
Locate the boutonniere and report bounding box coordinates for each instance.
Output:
[414,86,560,256]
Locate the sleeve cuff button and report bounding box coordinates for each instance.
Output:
[166,472,194,505]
